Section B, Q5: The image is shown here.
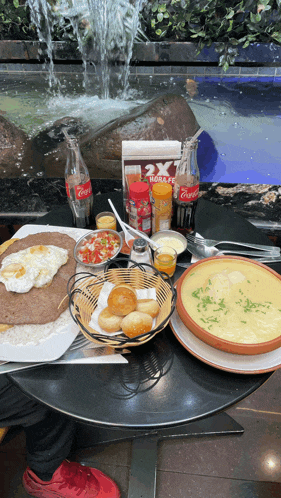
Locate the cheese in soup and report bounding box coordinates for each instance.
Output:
[181,260,281,344]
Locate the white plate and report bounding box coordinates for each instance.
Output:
[170,308,281,374]
[0,224,90,362]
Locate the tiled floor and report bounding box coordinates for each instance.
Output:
[1,368,281,498]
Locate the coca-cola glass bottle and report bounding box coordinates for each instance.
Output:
[172,137,200,235]
[65,136,94,228]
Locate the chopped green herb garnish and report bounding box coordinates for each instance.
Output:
[192,287,203,299]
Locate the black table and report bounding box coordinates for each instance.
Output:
[8,195,278,498]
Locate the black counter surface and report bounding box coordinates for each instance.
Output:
[1,178,280,224]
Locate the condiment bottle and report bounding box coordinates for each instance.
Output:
[128,181,151,236]
[64,134,94,228]
[151,182,172,234]
[172,137,200,235]
[128,238,153,269]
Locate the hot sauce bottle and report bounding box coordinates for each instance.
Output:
[128,181,152,236]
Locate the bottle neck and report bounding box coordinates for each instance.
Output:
[177,142,199,177]
[65,141,90,183]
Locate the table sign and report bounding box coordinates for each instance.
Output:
[122,140,181,220]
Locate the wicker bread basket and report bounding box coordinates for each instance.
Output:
[68,259,177,348]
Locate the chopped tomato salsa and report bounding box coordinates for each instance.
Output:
[78,231,120,264]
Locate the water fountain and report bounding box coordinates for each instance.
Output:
[0,1,280,186]
[0,0,199,179]
[27,0,146,99]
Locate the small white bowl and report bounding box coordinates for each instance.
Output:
[150,230,187,255]
[74,229,122,268]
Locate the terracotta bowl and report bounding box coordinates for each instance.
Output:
[176,256,281,355]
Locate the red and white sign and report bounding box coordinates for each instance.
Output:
[66,179,93,200]
[179,184,199,202]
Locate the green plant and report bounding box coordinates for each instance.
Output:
[1,0,281,70]
[0,0,76,42]
[141,0,281,70]
[0,0,36,40]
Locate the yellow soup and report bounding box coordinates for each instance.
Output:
[180,259,281,344]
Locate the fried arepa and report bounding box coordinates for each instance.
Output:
[0,232,76,325]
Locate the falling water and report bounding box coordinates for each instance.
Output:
[26,0,146,99]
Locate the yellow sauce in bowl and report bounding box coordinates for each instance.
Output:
[155,236,185,254]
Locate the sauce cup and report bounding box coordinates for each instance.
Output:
[96,211,117,230]
[154,246,177,278]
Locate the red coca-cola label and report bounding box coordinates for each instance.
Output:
[65,179,92,200]
[178,184,199,202]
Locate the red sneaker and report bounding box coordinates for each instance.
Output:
[22,460,120,498]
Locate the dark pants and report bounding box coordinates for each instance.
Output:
[0,375,75,477]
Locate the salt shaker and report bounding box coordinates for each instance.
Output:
[127,238,153,269]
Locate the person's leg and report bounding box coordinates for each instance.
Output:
[0,375,75,478]
[0,376,120,497]
[24,408,75,480]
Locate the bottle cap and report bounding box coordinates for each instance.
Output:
[152,183,172,200]
[129,182,150,200]
[66,137,79,149]
[132,238,148,253]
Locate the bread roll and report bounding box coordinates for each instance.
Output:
[136,299,160,318]
[107,284,137,316]
[121,311,153,338]
[98,307,123,333]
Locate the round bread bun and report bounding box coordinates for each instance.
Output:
[107,284,137,316]
[98,307,123,333]
[121,311,153,338]
[136,299,160,318]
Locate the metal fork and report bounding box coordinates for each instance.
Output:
[69,333,90,351]
[186,240,274,259]
[186,234,280,255]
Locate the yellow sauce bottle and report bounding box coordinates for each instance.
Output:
[151,183,173,234]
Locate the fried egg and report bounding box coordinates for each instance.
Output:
[0,245,68,293]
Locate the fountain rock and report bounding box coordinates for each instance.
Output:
[31,94,199,178]
[0,116,34,178]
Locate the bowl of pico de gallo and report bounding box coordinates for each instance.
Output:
[74,229,122,268]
